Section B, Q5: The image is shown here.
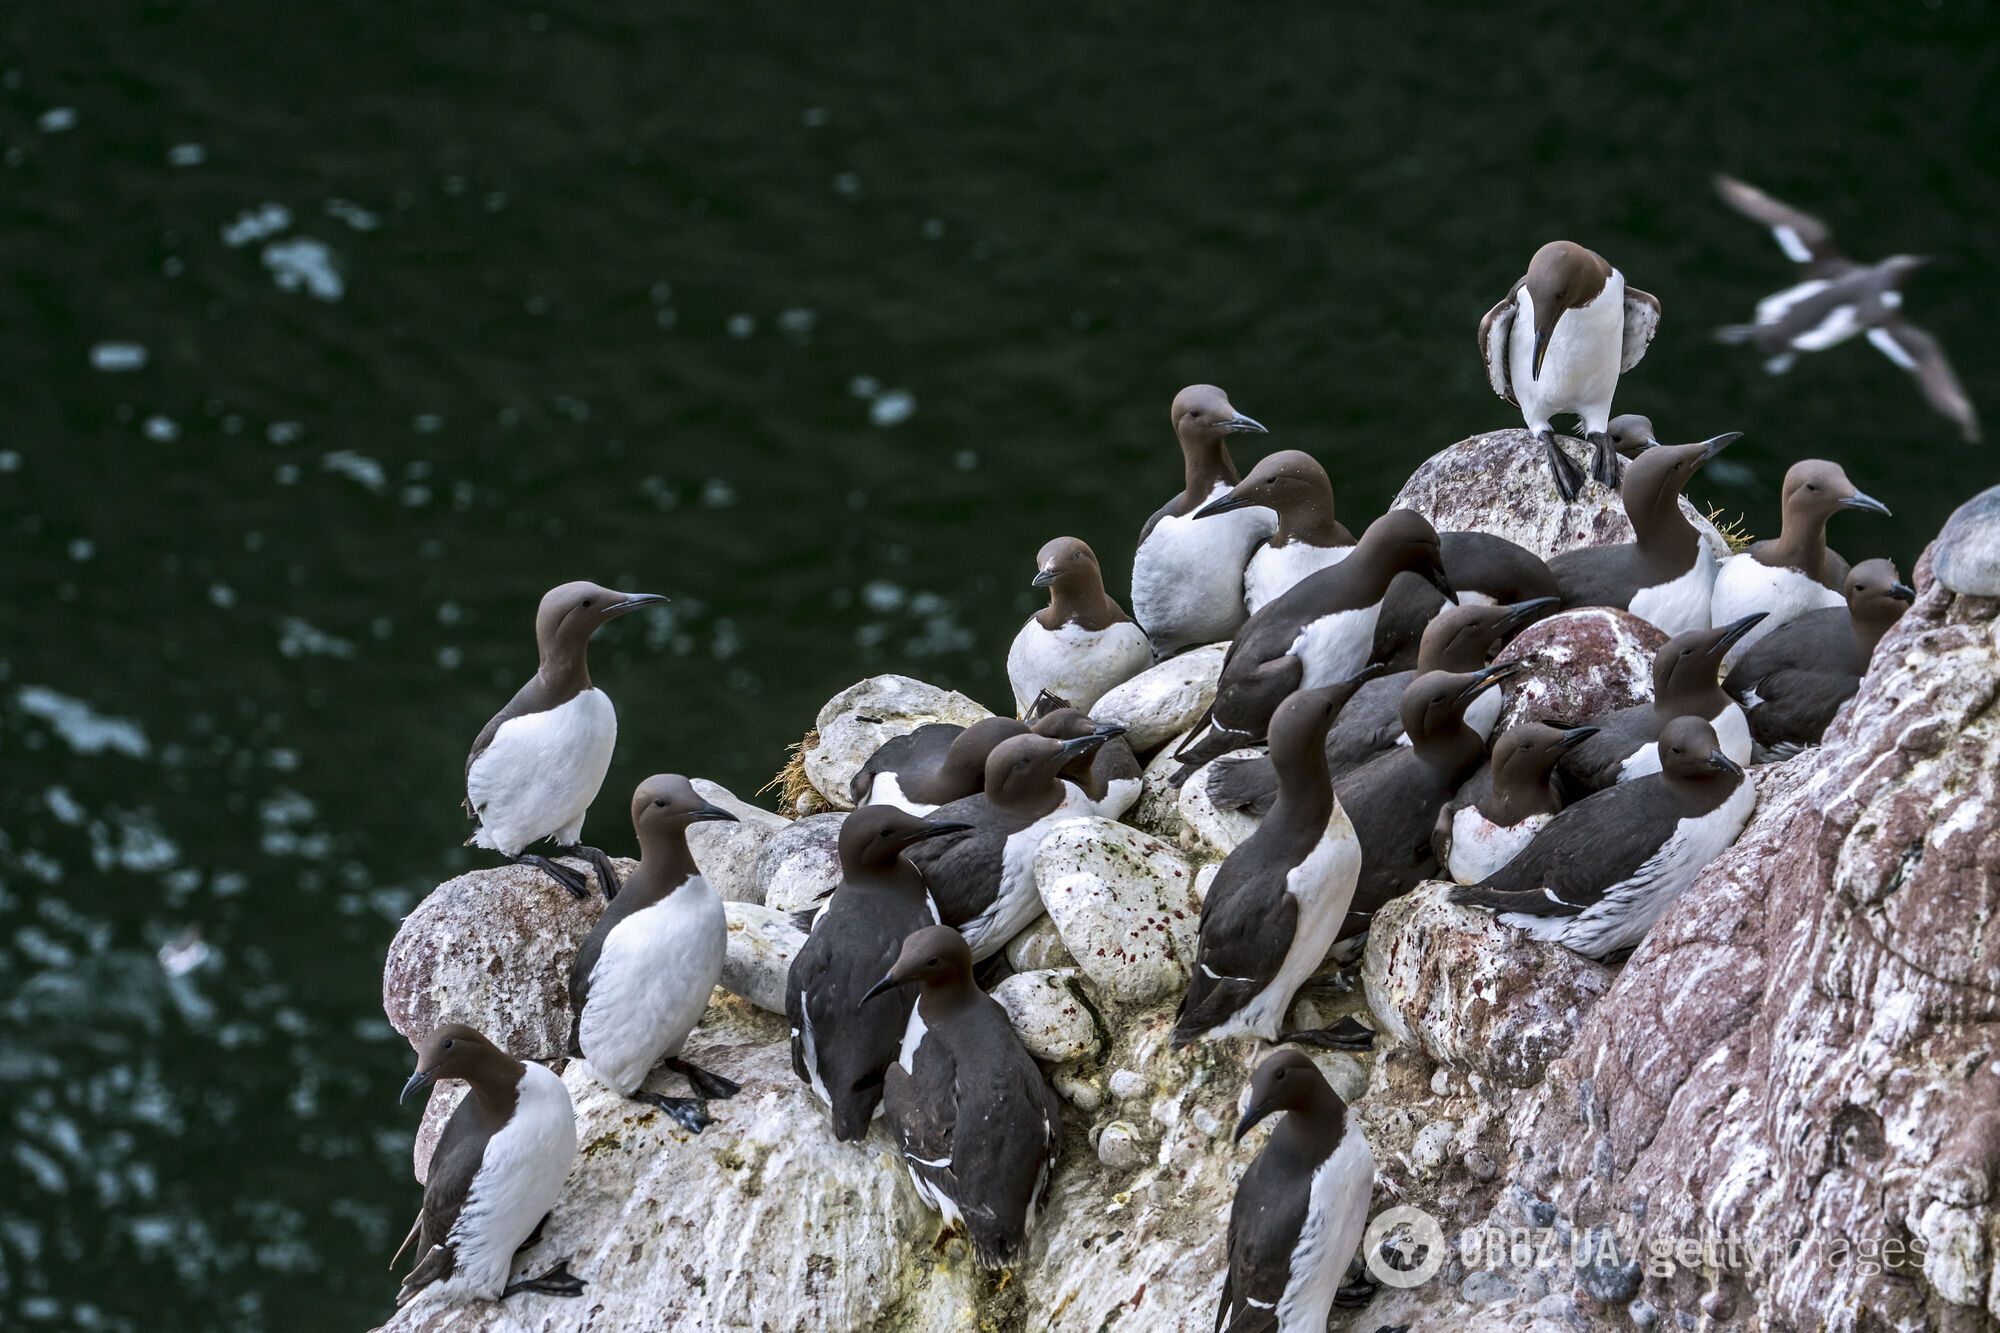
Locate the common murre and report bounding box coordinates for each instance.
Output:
[1557,616,1764,791]
[1434,721,1600,885]
[1193,448,1356,614]
[1709,459,1890,662]
[1006,536,1151,715]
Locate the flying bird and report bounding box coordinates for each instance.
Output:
[1714,174,1979,443]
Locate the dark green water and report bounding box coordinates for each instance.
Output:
[0,4,1991,1328]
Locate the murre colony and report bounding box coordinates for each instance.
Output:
[389,196,1963,1326]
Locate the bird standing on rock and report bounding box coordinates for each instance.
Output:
[1132,385,1277,657]
[867,925,1061,1269]
[1216,1049,1380,1332]
[787,806,967,1141]
[849,716,1027,814]
[1708,459,1890,662]
[1556,615,1762,792]
[1714,173,1980,442]
[1174,677,1375,1048]
[1726,557,1914,760]
[1453,716,1756,960]
[1480,240,1662,500]
[1195,448,1355,615]
[1172,511,1455,780]
[465,580,669,899]
[1007,536,1151,715]
[567,775,740,1135]
[393,1024,582,1308]
[1548,430,1742,635]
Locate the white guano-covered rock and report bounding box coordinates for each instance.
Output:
[991,968,1103,1064]
[1005,914,1077,971]
[755,812,847,913]
[1033,818,1201,1004]
[1492,607,1666,734]
[687,780,787,904]
[1090,644,1228,751]
[805,675,991,810]
[1128,729,1192,840]
[721,901,805,1013]
[1174,751,1262,860]
[1393,428,1728,564]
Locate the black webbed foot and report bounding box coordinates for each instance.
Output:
[502,1260,585,1299]
[666,1056,741,1100]
[573,845,622,900]
[634,1090,713,1134]
[511,853,591,899]
[1280,1015,1377,1051]
[1586,431,1622,489]
[1536,429,1585,504]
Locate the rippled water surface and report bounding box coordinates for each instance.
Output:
[1,4,1993,1328]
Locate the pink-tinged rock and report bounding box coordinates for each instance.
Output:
[383,859,614,1064]
[1492,607,1667,733]
[1362,881,1612,1089]
[1392,428,1728,564]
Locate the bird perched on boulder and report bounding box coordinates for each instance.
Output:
[1006,536,1151,715]
[1548,430,1741,635]
[1453,716,1756,960]
[567,776,739,1135]
[849,716,1029,815]
[393,1024,581,1308]
[1556,616,1762,792]
[1480,240,1661,500]
[1216,1049,1379,1332]
[1709,459,1890,662]
[1022,693,1143,820]
[1131,385,1278,657]
[1714,173,1979,442]
[1174,676,1376,1048]
[787,806,967,1141]
[867,925,1061,1268]
[1194,448,1355,614]
[1726,557,1914,760]
[1434,721,1600,885]
[464,580,669,898]
[903,732,1112,959]
[1172,511,1454,780]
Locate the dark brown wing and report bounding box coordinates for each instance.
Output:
[1868,319,1981,442]
[1479,289,1518,403]
[1621,287,1661,372]
[1450,778,1668,916]
[397,1097,493,1303]
[1714,175,1850,275]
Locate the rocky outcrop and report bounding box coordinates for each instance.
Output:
[803,675,992,810]
[1492,607,1665,734]
[1091,644,1228,751]
[754,812,846,913]
[1033,817,1201,1005]
[1392,428,1729,564]
[685,779,787,904]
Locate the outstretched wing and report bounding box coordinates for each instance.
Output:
[1868,319,1981,443]
[1713,174,1851,275]
[1479,292,1518,403]
[1621,287,1661,372]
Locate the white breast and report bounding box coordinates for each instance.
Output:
[1501,774,1756,958]
[1755,277,1830,326]
[467,688,618,855]
[1210,812,1363,1043]
[1448,806,1546,884]
[1510,272,1627,434]
[1005,617,1152,715]
[866,771,937,817]
[1244,542,1352,615]
[1289,606,1382,689]
[1131,482,1275,654]
[432,1062,577,1302]
[578,876,726,1095]
[1710,555,1845,665]
[1628,555,1718,637]
[1615,702,1752,783]
[1072,774,1142,821]
[1276,1126,1376,1333]
[958,792,1094,961]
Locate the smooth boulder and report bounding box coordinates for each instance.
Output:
[1091,644,1228,751]
[1033,818,1201,1004]
[804,674,991,811]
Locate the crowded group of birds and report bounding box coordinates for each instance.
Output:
[388,178,1959,1330]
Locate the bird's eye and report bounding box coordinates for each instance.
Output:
[654,798,666,807]
[1275,1069,1287,1080]
[581,598,594,607]
[927,957,939,967]
[1806,484,1819,492]
[442,1039,454,1049]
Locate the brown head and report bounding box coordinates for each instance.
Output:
[532,580,669,675]
[983,732,1109,817]
[1171,384,1268,451]
[1485,722,1600,821]
[1197,449,1346,546]
[861,924,976,1003]
[1844,557,1916,639]
[1654,614,1765,703]
[837,805,972,880]
[1620,432,1742,545]
[1399,663,1529,751]
[1657,715,1744,785]
[940,716,1031,787]
[1521,241,1611,379]
[400,1022,521,1105]
[1606,414,1660,460]
[1778,461,1892,529]
[1234,1048,1345,1144]
[1032,537,1105,596]
[1415,597,1558,674]
[1354,510,1457,603]
[630,774,736,853]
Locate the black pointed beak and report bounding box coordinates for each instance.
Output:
[1889,582,1917,603]
[400,1069,433,1105]
[1556,725,1601,753]
[1460,661,1526,704]
[1695,432,1744,466]
[1840,491,1892,517]
[1350,662,1390,686]
[1058,733,1111,761]
[861,975,903,1004]
[692,804,738,824]
[1709,749,1744,777]
[1221,412,1267,435]
[1031,568,1059,588]
[607,592,670,616]
[1194,485,1259,519]
[1499,596,1560,634]
[1427,563,1459,605]
[1233,1101,1274,1143]
[1531,316,1559,380]
[1090,723,1129,742]
[894,820,972,851]
[1714,612,1767,655]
